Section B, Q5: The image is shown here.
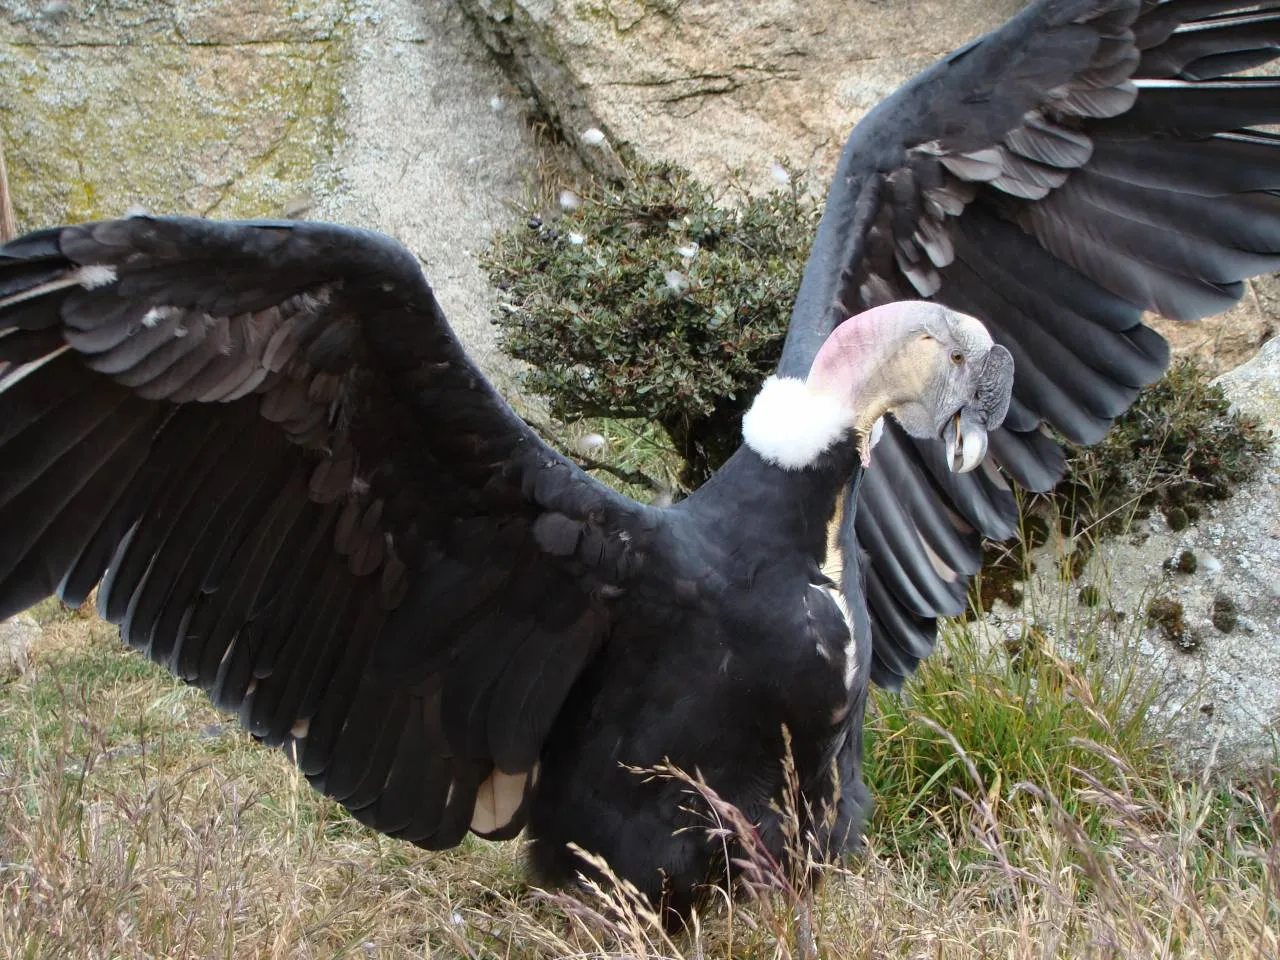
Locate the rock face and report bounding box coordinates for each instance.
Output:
[1,0,349,226]
[1217,330,1280,426]
[1,0,538,384]
[312,0,540,387]
[979,338,1280,774]
[460,0,1023,187]
[0,613,37,680]
[1148,284,1278,376]
[457,0,1276,371]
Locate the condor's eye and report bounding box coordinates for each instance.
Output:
[951,350,965,365]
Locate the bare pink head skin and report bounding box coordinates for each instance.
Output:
[808,301,1010,472]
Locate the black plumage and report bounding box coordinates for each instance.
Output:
[1,0,1278,923]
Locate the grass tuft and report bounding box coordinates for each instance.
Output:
[4,572,1278,956]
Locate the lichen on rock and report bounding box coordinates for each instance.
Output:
[0,0,351,230]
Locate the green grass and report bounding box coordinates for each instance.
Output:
[534,413,683,501]
[865,615,1279,915]
[867,624,1146,861]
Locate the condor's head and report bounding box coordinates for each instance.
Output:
[743,301,1014,472]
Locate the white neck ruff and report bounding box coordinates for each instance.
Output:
[741,376,855,470]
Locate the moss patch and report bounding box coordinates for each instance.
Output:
[1211,594,1239,634]
[0,0,351,229]
[1148,597,1198,652]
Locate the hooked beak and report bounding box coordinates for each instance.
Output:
[942,342,1012,473]
[942,410,988,474]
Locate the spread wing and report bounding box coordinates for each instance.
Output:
[774,0,1280,688]
[0,217,654,844]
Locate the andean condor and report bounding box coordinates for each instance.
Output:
[2,0,1279,921]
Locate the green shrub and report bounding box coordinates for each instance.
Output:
[484,160,818,485]
[865,620,1157,862]
[1055,357,1270,531]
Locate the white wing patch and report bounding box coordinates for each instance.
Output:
[0,263,119,311]
[141,305,171,328]
[470,767,531,835]
[918,531,958,583]
[74,264,118,289]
